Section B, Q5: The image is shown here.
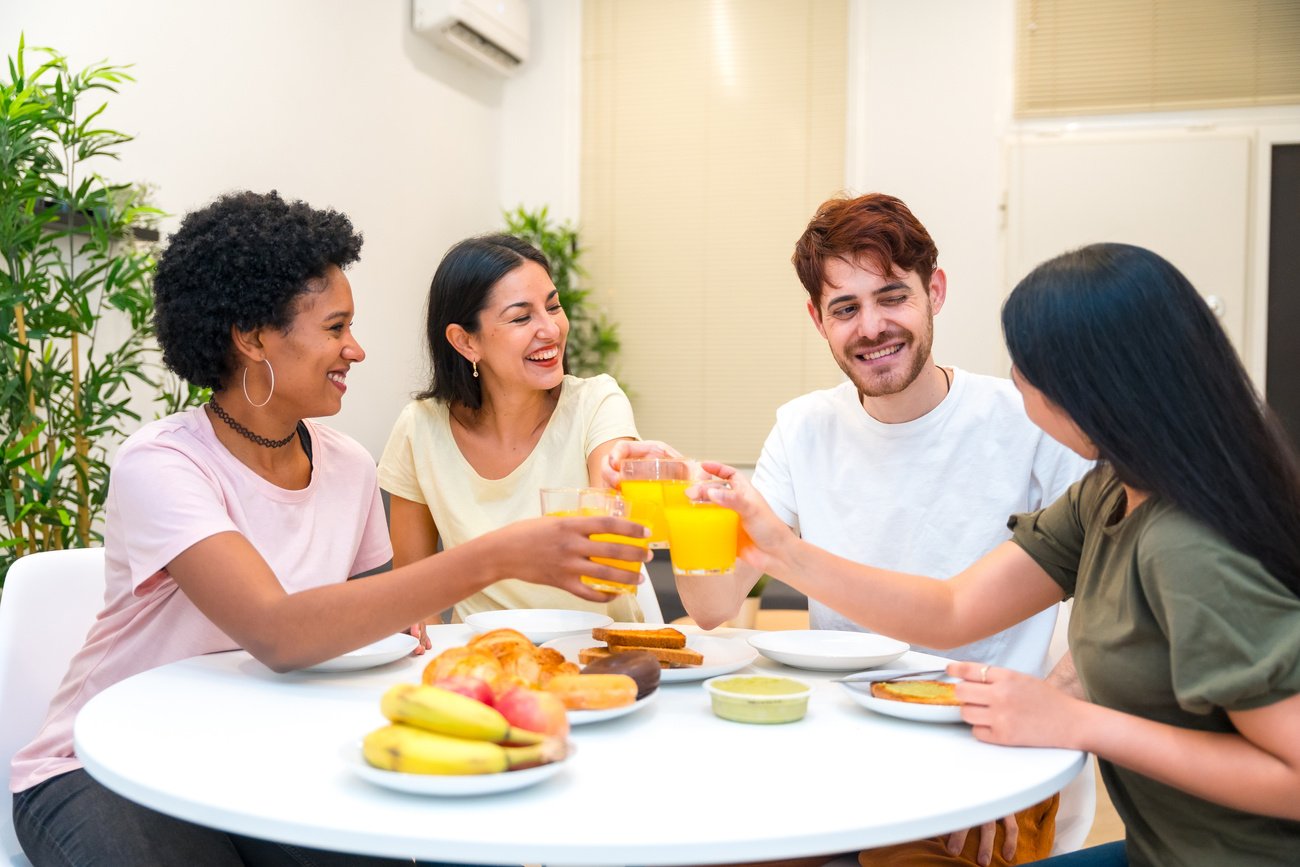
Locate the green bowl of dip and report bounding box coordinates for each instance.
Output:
[703,674,812,724]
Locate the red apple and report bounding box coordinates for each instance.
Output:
[493,685,570,740]
[432,675,496,707]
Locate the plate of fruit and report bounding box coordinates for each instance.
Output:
[353,682,573,795]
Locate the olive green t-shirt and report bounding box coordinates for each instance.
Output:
[1009,466,1300,867]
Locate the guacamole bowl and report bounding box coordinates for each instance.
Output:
[702,674,812,724]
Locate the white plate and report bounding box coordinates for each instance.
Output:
[464,609,614,645]
[343,742,570,795]
[300,633,420,673]
[568,687,659,725]
[748,630,909,671]
[541,633,758,683]
[840,682,965,724]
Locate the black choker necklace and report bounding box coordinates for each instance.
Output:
[938,365,951,394]
[208,396,297,448]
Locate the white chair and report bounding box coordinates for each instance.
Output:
[1048,599,1097,855]
[0,548,106,867]
[635,566,664,624]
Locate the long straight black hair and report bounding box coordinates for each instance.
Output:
[1003,243,1300,597]
[417,234,552,410]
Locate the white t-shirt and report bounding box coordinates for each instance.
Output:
[378,374,642,622]
[10,406,392,793]
[752,369,1092,675]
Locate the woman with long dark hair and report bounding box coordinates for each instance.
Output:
[704,243,1300,866]
[379,235,648,623]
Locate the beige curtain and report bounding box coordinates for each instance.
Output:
[581,0,848,464]
[1016,0,1300,117]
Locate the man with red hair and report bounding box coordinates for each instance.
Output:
[681,193,1091,865]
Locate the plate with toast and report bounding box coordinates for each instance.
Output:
[542,624,758,683]
[840,679,965,724]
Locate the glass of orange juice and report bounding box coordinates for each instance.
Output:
[662,480,739,579]
[618,458,690,549]
[539,487,649,593]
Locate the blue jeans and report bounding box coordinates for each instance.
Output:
[1033,841,1127,866]
[13,769,455,867]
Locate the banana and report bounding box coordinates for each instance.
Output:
[363,723,566,775]
[379,683,544,745]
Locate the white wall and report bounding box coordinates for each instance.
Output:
[847,0,1017,378]
[0,0,540,456]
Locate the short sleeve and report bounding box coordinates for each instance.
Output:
[1138,528,1300,713]
[582,375,639,456]
[1007,475,1093,597]
[110,440,239,590]
[351,483,394,576]
[752,421,798,531]
[377,402,427,503]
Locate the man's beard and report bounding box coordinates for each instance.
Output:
[835,321,934,398]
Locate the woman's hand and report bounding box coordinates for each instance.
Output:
[599,439,682,488]
[950,661,1087,749]
[487,515,653,602]
[697,461,797,576]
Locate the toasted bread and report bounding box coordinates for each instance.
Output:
[591,626,687,649]
[869,680,959,705]
[579,644,704,668]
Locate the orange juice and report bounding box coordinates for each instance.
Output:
[545,507,646,594]
[663,502,739,574]
[619,479,669,546]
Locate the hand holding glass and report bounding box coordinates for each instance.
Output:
[540,487,649,594]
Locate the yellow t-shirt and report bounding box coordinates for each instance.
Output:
[378,374,642,622]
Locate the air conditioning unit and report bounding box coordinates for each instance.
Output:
[412,0,530,77]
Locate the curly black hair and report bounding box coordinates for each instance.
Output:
[153,190,363,389]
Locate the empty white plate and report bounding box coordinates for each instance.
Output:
[464,609,613,645]
[299,633,420,673]
[748,630,908,671]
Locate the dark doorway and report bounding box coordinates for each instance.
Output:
[1267,144,1300,453]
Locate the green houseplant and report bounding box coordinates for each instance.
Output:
[0,37,203,583]
[502,205,621,377]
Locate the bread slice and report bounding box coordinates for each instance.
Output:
[869,680,959,705]
[579,644,704,668]
[590,626,687,649]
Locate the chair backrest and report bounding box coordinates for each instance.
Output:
[1045,599,1098,855]
[636,565,664,624]
[0,548,106,867]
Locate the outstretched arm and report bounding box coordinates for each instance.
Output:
[169,514,651,673]
[700,461,1064,647]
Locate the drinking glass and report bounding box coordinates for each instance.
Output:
[618,458,691,549]
[662,479,739,580]
[540,487,648,594]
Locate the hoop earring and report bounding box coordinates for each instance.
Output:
[472,360,479,379]
[242,359,275,408]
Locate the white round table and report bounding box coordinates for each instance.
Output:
[74,625,1083,865]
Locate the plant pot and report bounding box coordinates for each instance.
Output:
[725,596,761,630]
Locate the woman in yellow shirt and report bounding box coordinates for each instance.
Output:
[379,235,645,623]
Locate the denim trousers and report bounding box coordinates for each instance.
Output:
[13,769,458,867]
[1032,841,1127,866]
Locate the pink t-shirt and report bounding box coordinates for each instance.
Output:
[10,406,392,792]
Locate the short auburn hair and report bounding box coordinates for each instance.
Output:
[792,193,939,308]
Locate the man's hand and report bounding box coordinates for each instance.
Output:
[599,439,682,488]
[945,814,1018,866]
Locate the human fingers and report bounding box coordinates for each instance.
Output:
[975,819,998,867]
[1001,813,1019,862]
[944,827,969,857]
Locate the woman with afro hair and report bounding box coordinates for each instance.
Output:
[10,191,648,867]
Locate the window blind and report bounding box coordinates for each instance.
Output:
[1016,0,1300,117]
[581,0,848,464]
